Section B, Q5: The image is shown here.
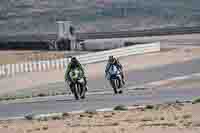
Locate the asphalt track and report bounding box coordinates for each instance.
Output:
[0,58,200,119]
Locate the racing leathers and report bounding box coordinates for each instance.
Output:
[105,58,125,85]
[65,60,87,92]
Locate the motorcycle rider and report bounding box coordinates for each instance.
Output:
[105,56,125,85]
[65,57,88,93]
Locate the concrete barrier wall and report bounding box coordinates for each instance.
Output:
[82,38,125,50]
[0,42,160,78]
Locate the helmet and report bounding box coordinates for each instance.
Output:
[71,57,78,68]
[71,57,77,62]
[108,56,115,64]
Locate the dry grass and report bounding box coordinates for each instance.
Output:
[114,105,128,111]
[192,97,200,104]
[141,122,177,127]
[182,114,192,119]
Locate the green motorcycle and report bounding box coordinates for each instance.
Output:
[69,68,86,100]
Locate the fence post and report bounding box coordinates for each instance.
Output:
[46,60,50,71]
[11,64,15,76]
[15,64,20,73]
[0,65,2,77]
[59,59,64,70]
[28,62,33,72]
[20,63,24,73]
[42,61,46,71]
[51,59,56,69]
[63,58,68,69]
[6,64,11,76]
[2,65,6,76]
[55,59,60,70]
[33,61,37,72]
[38,61,42,72]
[24,63,28,72]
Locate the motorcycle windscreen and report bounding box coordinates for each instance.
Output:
[109,65,119,75]
[78,78,84,83]
[70,69,82,80]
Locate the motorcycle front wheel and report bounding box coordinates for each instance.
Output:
[73,84,80,100]
[111,78,122,94]
[111,79,118,94]
[80,83,86,99]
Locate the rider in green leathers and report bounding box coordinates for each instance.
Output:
[65,57,87,92]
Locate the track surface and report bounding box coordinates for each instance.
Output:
[0,58,200,119]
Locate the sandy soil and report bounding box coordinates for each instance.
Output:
[0,50,89,65]
[0,51,64,65]
[0,102,199,133]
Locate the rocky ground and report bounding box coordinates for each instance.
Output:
[0,101,200,133]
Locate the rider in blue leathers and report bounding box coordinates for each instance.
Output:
[105,56,125,85]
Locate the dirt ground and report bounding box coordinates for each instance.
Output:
[0,50,89,65]
[0,102,200,133]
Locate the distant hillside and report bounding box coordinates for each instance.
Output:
[0,0,200,35]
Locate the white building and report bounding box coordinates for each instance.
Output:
[56,21,136,51]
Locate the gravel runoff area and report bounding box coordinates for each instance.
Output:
[0,100,200,133]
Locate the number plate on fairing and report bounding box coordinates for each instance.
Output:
[78,78,84,83]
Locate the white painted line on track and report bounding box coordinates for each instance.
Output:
[147,72,200,86]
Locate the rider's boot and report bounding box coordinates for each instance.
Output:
[70,87,74,93]
[122,78,125,85]
[121,73,125,85]
[85,86,88,92]
[84,77,88,92]
[69,83,74,93]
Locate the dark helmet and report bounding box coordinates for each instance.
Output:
[71,57,79,68]
[108,56,116,64]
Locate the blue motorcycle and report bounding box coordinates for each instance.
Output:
[108,65,123,94]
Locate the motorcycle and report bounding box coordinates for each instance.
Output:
[108,65,123,94]
[69,68,86,100]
